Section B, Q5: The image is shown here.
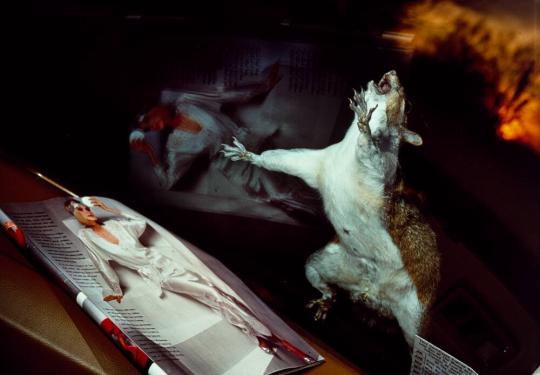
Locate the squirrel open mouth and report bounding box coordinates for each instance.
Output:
[375,76,392,95]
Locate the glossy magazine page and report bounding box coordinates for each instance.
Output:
[129,36,349,225]
[0,197,322,375]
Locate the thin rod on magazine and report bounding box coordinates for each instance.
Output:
[29,169,80,198]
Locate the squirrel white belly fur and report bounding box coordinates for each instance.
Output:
[222,70,440,347]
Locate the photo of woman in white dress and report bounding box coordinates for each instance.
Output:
[64,197,314,363]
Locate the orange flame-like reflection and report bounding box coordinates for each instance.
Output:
[398,1,540,153]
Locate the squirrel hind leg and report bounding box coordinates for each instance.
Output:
[305,259,335,321]
[388,291,425,348]
[304,241,343,299]
[305,242,345,320]
[305,263,333,301]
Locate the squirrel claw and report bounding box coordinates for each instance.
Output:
[306,297,334,321]
[349,88,378,133]
[221,137,254,162]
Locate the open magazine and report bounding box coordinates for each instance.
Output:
[0,196,323,375]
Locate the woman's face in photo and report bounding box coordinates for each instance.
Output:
[74,204,98,226]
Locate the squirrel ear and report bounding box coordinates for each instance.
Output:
[401,128,423,146]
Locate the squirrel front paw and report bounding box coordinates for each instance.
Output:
[349,88,378,134]
[221,137,255,162]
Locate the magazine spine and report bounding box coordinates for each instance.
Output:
[0,208,167,375]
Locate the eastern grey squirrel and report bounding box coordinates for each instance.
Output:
[222,70,440,347]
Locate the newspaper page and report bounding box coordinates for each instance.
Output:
[1,197,322,375]
[410,336,478,375]
[129,36,348,226]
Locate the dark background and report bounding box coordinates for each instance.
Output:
[3,1,539,374]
